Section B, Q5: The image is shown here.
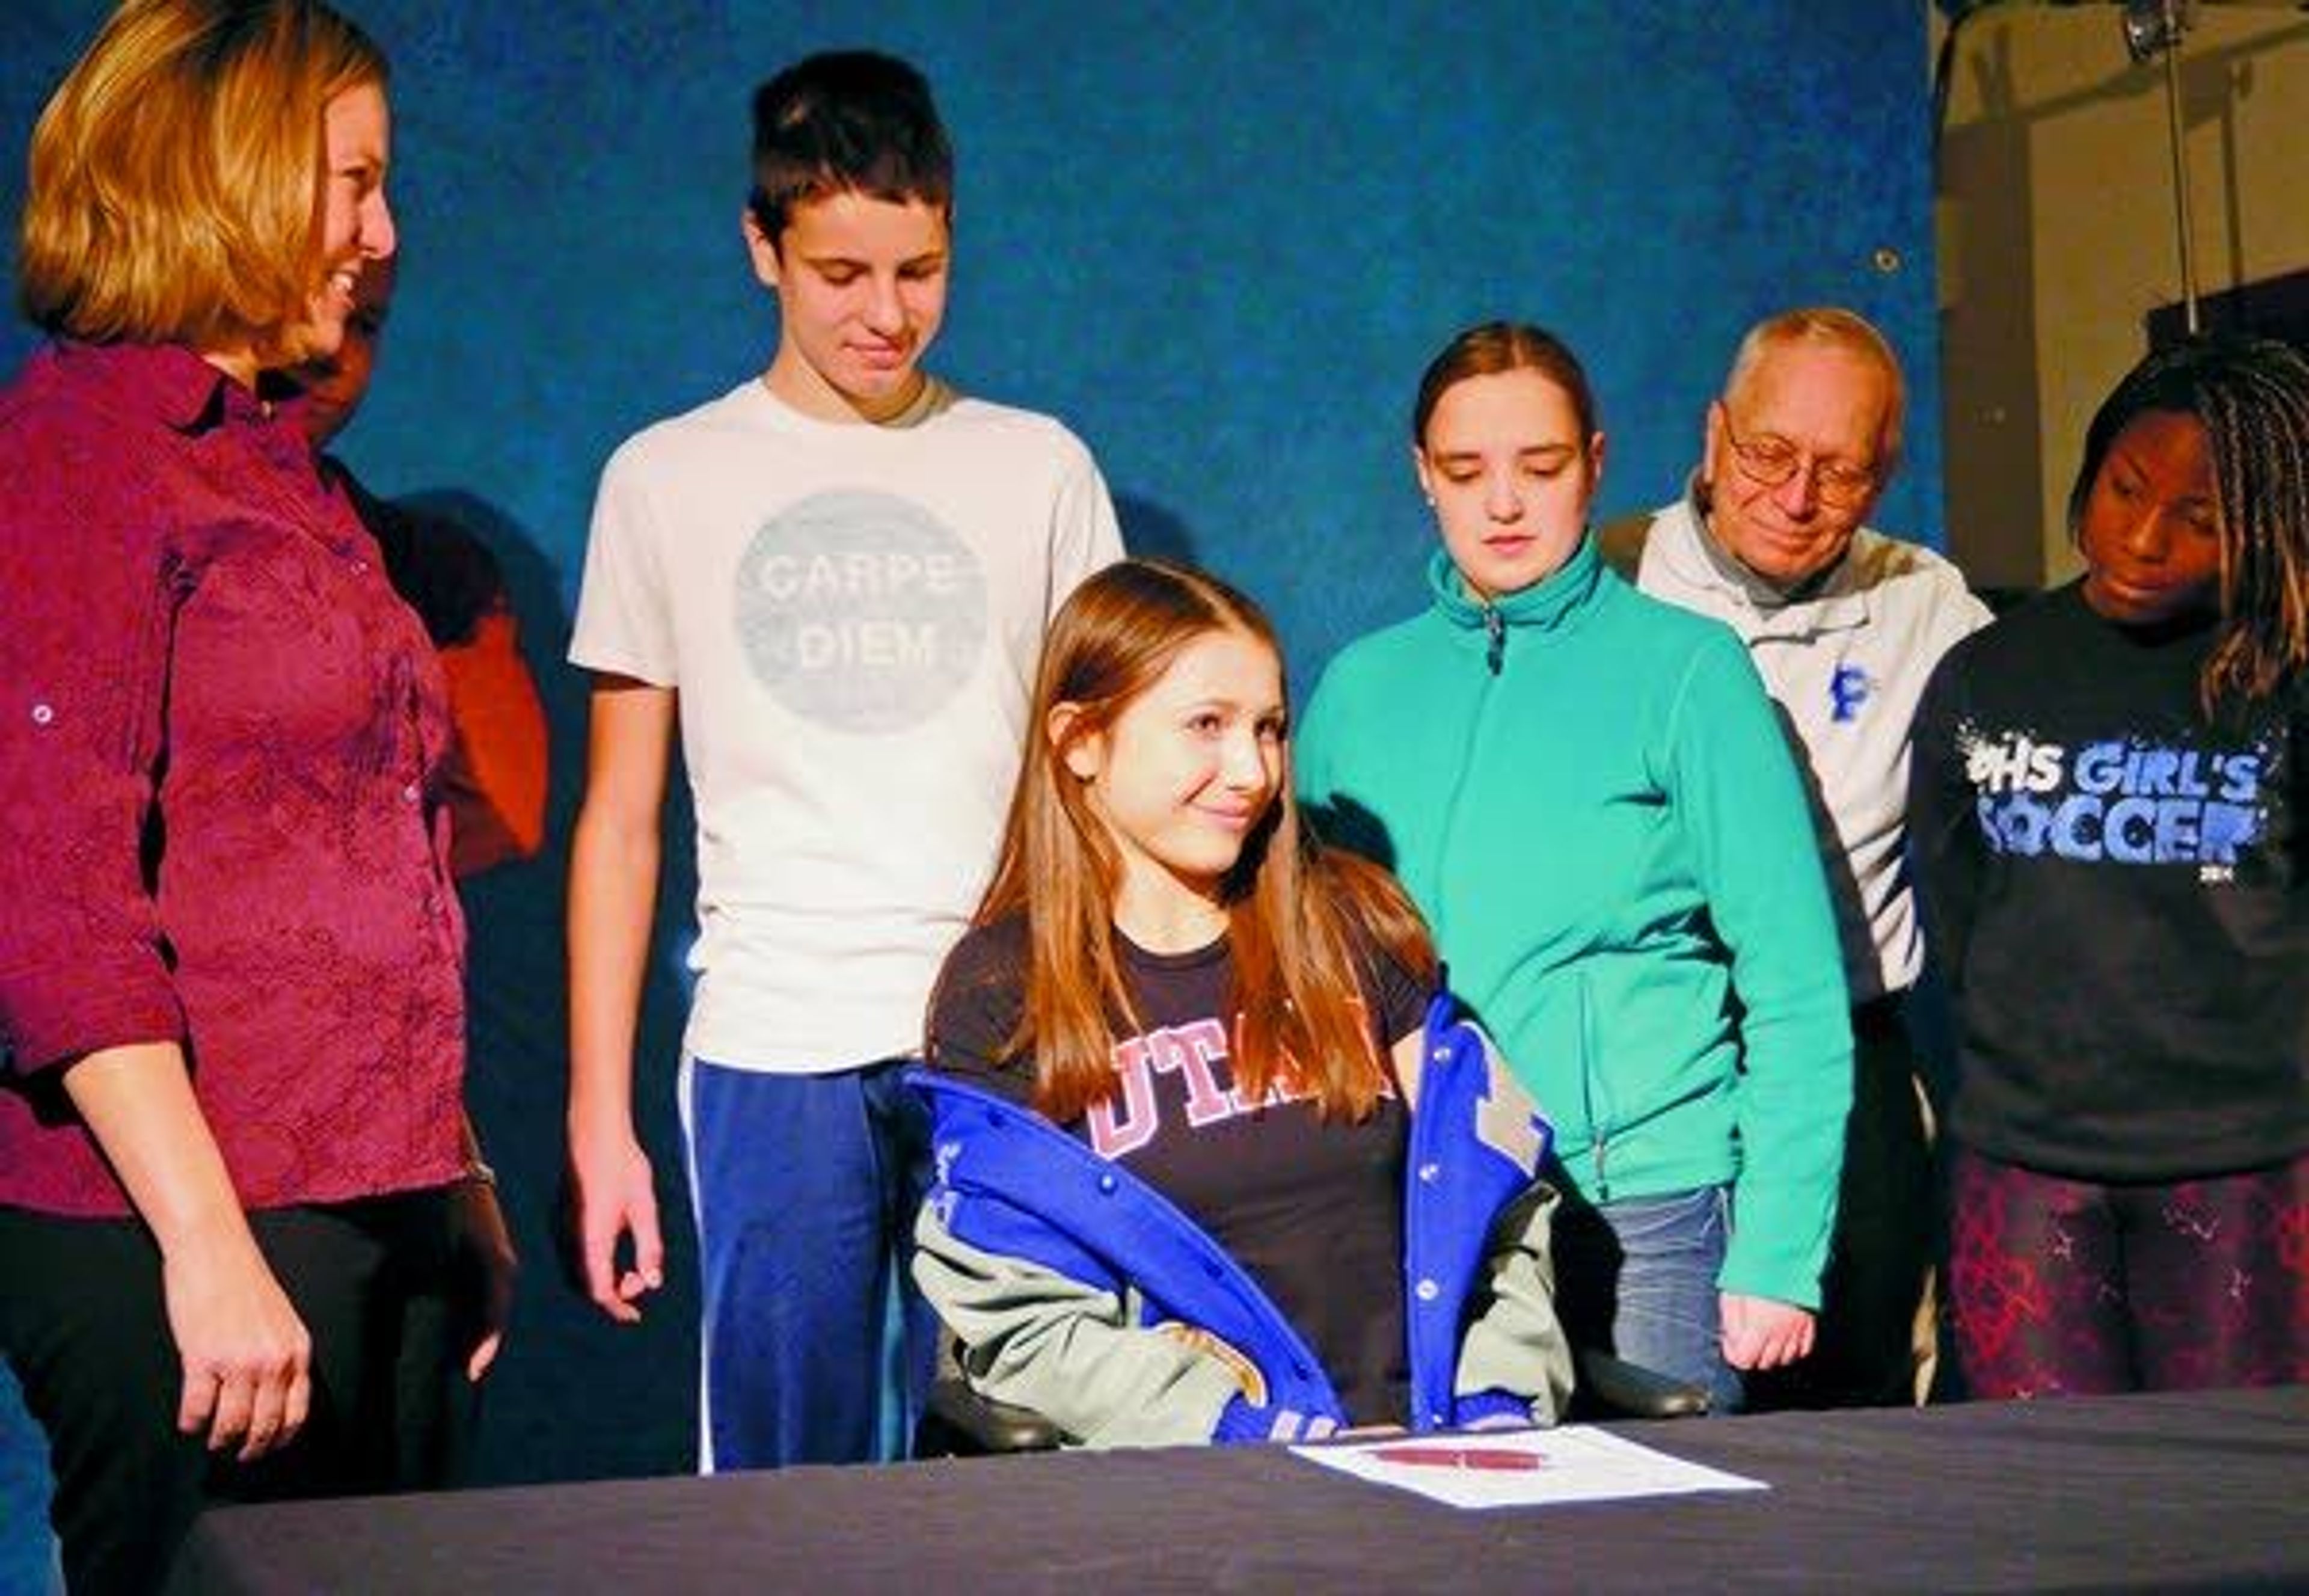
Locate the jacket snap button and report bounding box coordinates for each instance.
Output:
[1418,1162,1440,1183]
[1096,1173,1117,1195]
[1415,1278,1440,1303]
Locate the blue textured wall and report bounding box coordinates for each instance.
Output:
[1,0,1934,1576]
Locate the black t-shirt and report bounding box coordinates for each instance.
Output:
[929,914,1429,1425]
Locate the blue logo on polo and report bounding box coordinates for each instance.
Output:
[1829,664,1872,723]
[734,491,987,732]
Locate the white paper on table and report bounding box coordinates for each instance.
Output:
[1289,1424,1768,1511]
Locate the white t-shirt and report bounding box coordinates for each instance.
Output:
[1639,493,1990,1000]
[571,376,1123,1070]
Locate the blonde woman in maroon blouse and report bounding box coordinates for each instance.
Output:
[0,5,511,1590]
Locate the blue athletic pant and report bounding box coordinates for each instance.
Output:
[681,1057,935,1470]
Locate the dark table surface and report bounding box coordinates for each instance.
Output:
[168,1384,2309,1595]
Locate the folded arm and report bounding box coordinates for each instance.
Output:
[914,1200,1252,1448]
[1453,1179,1576,1424]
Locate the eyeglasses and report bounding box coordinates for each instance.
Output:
[1718,410,1878,509]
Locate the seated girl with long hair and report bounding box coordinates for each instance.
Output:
[913,558,1572,1447]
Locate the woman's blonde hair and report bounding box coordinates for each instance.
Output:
[19,0,386,363]
[948,558,1438,1125]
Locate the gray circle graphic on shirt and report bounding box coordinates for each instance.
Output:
[734,491,987,732]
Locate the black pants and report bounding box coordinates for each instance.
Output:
[0,1189,476,1595]
[1748,993,1936,1410]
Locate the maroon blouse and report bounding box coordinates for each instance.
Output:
[0,342,468,1217]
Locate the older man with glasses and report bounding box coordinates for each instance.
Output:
[1603,307,1991,1410]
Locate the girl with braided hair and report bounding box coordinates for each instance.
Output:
[1911,333,2309,1398]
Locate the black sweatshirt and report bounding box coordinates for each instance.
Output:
[1910,582,2308,1180]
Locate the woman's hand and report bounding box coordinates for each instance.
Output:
[1719,1292,1815,1370]
[61,1042,314,1461]
[160,1223,313,1460]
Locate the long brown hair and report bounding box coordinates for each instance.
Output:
[956,558,1437,1124]
[1412,320,1597,446]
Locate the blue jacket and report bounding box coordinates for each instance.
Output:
[913,995,1568,1443]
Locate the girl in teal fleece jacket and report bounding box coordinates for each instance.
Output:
[1296,321,1852,1412]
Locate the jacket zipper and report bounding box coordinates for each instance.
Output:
[1578,971,1610,1202]
[1427,600,1502,951]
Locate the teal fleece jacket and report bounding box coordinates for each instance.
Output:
[1296,536,1851,1307]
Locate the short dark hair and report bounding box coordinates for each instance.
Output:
[2068,333,2309,710]
[746,51,953,244]
[1411,321,1598,446]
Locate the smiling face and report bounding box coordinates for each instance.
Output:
[1057,627,1285,943]
[1414,367,1604,600]
[750,188,949,422]
[296,253,393,449]
[2077,408,2223,628]
[1701,340,1892,588]
[278,81,395,374]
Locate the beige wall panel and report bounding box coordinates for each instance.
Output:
[1938,5,2309,591]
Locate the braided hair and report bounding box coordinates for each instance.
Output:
[2068,334,2309,714]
